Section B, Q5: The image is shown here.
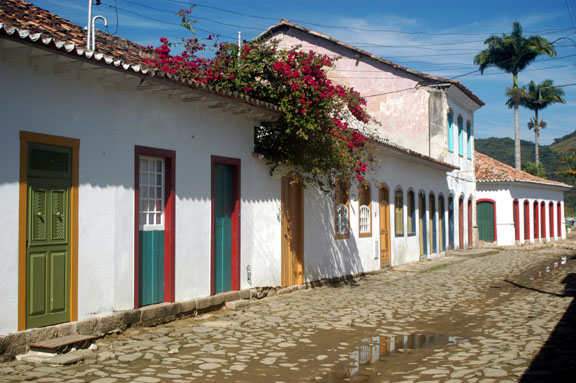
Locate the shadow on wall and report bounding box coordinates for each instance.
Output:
[519,269,576,382]
[304,187,364,282]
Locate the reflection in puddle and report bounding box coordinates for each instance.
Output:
[345,334,466,378]
[528,256,567,281]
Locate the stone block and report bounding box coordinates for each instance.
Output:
[180,299,197,315]
[44,353,85,366]
[239,289,251,300]
[75,317,99,335]
[123,309,141,327]
[196,296,213,311]
[140,303,181,326]
[225,300,249,311]
[96,312,126,335]
[220,290,240,303]
[211,294,225,306]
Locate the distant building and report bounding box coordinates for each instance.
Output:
[475,152,571,246]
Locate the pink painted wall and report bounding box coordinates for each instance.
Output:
[269,28,431,154]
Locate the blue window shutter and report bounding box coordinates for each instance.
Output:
[458,117,463,156]
[448,113,453,152]
[467,122,472,159]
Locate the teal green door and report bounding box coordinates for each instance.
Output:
[214,164,233,293]
[477,201,495,242]
[27,180,71,328]
[139,157,165,306]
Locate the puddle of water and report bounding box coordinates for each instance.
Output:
[317,333,465,382]
[528,256,567,281]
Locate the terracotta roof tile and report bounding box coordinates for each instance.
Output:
[257,20,484,107]
[475,152,571,188]
[0,0,146,63]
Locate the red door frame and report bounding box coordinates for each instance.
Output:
[541,202,546,239]
[513,199,520,241]
[557,202,562,238]
[467,198,472,249]
[210,156,241,295]
[134,146,176,308]
[533,201,539,239]
[458,196,464,249]
[549,202,554,238]
[524,200,530,241]
[476,198,498,242]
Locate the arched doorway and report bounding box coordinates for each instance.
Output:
[477,199,496,242]
[419,192,427,259]
[379,186,391,267]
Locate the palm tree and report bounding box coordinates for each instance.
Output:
[474,21,556,169]
[519,80,566,164]
[528,117,547,165]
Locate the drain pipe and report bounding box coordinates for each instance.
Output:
[91,15,108,51]
[86,0,92,50]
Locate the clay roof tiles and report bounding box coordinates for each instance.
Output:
[0,0,146,63]
[475,152,571,189]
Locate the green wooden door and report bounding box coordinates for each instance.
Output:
[477,201,495,242]
[139,157,165,306]
[26,180,70,328]
[214,164,233,294]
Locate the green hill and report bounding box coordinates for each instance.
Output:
[475,137,576,214]
[550,130,576,150]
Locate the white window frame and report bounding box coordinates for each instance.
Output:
[139,156,165,231]
[359,205,370,234]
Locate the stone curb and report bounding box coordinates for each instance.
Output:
[0,269,370,361]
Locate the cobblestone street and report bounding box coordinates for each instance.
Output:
[2,241,576,383]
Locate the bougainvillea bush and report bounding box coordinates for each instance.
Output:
[144,15,374,187]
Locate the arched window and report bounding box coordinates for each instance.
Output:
[407,189,416,235]
[394,188,404,236]
[466,121,472,159]
[358,183,371,237]
[458,116,464,156]
[335,180,349,239]
[448,111,454,152]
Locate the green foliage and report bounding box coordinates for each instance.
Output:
[145,15,375,187]
[522,161,546,177]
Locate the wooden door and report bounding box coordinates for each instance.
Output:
[419,193,427,258]
[281,176,303,287]
[429,195,436,253]
[214,164,235,293]
[448,197,454,249]
[438,197,445,251]
[379,187,391,267]
[138,157,165,306]
[477,201,495,242]
[458,197,464,249]
[26,144,71,329]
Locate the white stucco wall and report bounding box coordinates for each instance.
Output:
[0,49,281,335]
[477,183,568,246]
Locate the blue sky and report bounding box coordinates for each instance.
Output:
[30,0,576,145]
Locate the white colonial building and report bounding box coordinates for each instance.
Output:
[475,152,571,246]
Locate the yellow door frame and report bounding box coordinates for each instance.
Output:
[18,131,79,330]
